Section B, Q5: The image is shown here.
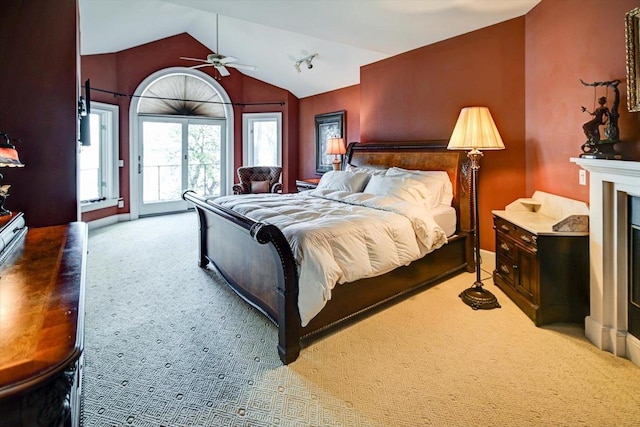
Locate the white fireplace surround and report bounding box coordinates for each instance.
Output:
[571,158,640,367]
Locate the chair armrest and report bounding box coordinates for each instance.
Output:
[232,184,245,195]
[271,182,283,193]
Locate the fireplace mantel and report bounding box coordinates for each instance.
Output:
[571,158,640,366]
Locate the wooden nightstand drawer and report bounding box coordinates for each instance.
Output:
[495,216,537,251]
[496,236,516,261]
[495,255,515,285]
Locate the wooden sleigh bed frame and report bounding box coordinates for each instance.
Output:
[183,141,474,364]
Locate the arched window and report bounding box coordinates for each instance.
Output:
[129,68,234,218]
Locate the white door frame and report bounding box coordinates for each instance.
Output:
[129,67,234,220]
[136,116,226,216]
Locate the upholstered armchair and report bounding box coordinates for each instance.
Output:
[232,166,283,195]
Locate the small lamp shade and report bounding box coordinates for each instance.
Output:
[326,137,346,171]
[0,133,24,167]
[447,107,505,151]
[0,147,24,167]
[325,137,346,156]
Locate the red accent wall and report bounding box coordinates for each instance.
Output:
[302,1,640,251]
[359,18,527,251]
[0,0,79,227]
[81,33,298,220]
[298,85,361,178]
[525,0,640,202]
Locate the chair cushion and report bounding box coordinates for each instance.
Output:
[250,180,271,193]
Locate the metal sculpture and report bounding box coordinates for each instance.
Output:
[579,79,622,159]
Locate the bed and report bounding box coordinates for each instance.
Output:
[182,141,473,364]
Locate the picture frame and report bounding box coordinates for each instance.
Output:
[626,7,640,112]
[315,110,345,174]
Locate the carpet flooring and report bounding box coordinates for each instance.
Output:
[81,212,640,426]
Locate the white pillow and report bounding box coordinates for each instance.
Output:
[345,163,387,176]
[363,175,438,208]
[317,170,370,192]
[385,167,453,206]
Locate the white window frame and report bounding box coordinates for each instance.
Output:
[129,67,234,220]
[80,101,120,213]
[242,112,282,166]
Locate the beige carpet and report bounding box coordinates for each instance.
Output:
[82,212,640,426]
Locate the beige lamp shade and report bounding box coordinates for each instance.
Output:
[447,107,505,151]
[325,137,346,155]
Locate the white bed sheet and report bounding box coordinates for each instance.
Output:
[430,205,457,237]
[214,190,451,326]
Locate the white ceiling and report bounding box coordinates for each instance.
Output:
[79,0,540,98]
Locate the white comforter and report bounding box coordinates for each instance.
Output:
[214,189,448,326]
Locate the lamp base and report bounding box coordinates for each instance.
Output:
[332,160,341,171]
[459,282,501,310]
[0,195,10,216]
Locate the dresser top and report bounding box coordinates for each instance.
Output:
[0,222,87,398]
[493,191,589,236]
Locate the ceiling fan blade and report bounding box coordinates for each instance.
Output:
[190,63,214,69]
[180,57,209,63]
[215,65,231,77]
[226,63,257,71]
[219,56,238,65]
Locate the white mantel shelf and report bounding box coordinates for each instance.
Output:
[571,157,640,177]
[572,157,640,367]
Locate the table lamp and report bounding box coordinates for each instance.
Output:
[326,137,346,171]
[0,132,25,215]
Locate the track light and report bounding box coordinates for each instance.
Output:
[294,53,317,73]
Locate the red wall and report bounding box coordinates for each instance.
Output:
[526,0,640,201]
[300,20,526,251]
[81,33,298,220]
[298,85,361,178]
[78,1,640,252]
[0,0,79,227]
[360,18,527,251]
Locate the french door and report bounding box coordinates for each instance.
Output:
[138,116,226,216]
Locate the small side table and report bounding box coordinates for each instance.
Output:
[296,178,320,192]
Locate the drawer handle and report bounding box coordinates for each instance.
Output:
[500,243,510,252]
[500,224,510,231]
[520,235,531,243]
[500,264,510,273]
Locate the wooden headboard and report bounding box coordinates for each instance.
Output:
[345,141,472,234]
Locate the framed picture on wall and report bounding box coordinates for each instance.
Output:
[315,110,345,174]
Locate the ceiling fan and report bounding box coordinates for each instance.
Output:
[180,14,257,77]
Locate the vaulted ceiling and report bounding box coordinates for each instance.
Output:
[79,0,540,98]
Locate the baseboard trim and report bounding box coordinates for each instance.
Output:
[86,213,131,230]
[627,333,640,367]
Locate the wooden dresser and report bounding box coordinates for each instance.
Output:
[0,213,87,427]
[492,192,589,326]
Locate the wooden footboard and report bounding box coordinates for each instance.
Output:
[183,191,302,363]
[183,141,473,364]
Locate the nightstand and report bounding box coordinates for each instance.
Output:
[295,178,320,192]
[492,191,590,326]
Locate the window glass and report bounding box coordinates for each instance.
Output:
[79,114,102,201]
[79,102,119,211]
